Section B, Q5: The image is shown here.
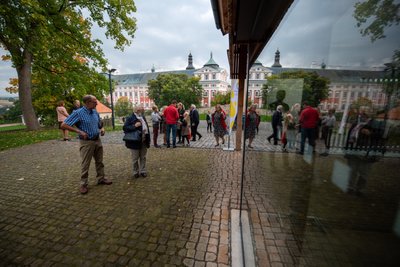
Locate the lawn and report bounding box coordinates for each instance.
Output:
[0,126,120,151]
[0,124,27,132]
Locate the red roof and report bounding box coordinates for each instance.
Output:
[376,106,400,120]
[95,100,112,113]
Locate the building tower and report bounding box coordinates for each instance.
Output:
[204,52,219,69]
[186,52,195,70]
[271,49,282,68]
[151,64,155,73]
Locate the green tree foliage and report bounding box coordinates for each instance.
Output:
[147,74,203,109]
[354,0,400,42]
[115,96,133,117]
[0,0,137,130]
[262,71,330,108]
[211,91,231,106]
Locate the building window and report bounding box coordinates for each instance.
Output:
[203,91,208,97]
[343,92,347,98]
[212,74,216,79]
[256,73,260,79]
[212,91,215,96]
[205,74,209,80]
[255,90,260,97]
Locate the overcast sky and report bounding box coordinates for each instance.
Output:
[1,0,399,97]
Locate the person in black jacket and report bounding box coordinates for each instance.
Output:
[267,105,283,145]
[189,104,202,141]
[123,105,150,178]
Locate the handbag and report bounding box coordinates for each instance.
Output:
[123,130,142,142]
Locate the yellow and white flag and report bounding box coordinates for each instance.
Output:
[229,80,239,134]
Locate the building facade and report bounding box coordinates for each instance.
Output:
[108,50,390,112]
[109,53,229,109]
[193,53,230,107]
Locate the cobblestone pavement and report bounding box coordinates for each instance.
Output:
[0,122,399,266]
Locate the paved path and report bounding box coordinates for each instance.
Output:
[0,122,399,266]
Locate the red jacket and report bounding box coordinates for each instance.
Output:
[163,104,179,125]
[299,106,319,129]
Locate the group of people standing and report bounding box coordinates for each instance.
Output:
[59,95,340,195]
[264,101,336,155]
[150,100,203,148]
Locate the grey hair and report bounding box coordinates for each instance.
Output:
[134,104,144,112]
[191,104,196,109]
[277,105,283,111]
[82,95,95,104]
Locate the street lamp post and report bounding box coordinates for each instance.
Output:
[108,68,117,130]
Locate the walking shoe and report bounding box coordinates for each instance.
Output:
[141,173,147,177]
[267,137,271,144]
[173,145,177,148]
[80,185,88,194]
[198,135,202,140]
[133,174,140,178]
[97,178,112,185]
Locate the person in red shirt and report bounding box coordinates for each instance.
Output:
[163,100,179,148]
[298,101,320,154]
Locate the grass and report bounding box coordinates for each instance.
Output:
[0,125,121,151]
[0,125,27,132]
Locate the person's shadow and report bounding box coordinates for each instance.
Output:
[269,89,289,111]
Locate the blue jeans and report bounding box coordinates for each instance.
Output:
[166,124,177,147]
[300,128,316,153]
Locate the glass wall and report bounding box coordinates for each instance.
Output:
[242,0,400,265]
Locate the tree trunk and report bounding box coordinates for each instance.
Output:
[17,49,40,130]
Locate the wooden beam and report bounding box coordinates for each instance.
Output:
[235,44,248,151]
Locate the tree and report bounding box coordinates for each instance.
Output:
[211,91,231,106]
[115,96,133,117]
[0,1,137,130]
[354,0,400,42]
[262,71,330,108]
[148,74,203,109]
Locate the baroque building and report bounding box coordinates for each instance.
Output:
[109,53,229,109]
[194,53,230,107]
[256,49,388,112]
[108,50,389,113]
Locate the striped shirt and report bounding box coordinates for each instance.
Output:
[64,106,102,139]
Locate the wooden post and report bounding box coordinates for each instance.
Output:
[235,45,248,151]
